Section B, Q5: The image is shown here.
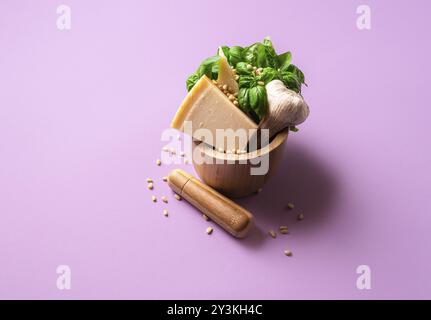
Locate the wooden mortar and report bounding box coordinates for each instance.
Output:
[192,129,289,198]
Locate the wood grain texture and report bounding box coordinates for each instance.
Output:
[192,129,289,198]
[168,169,254,238]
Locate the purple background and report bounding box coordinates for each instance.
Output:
[1,0,430,299]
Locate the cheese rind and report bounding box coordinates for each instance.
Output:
[171,75,257,151]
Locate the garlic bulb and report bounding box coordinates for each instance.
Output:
[259,80,310,138]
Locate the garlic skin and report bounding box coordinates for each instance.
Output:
[259,80,310,137]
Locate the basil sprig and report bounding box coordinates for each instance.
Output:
[186,37,307,122]
[186,55,221,91]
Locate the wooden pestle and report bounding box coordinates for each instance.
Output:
[168,169,254,238]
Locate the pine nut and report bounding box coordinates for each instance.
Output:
[163,209,168,217]
[297,213,304,221]
[279,226,289,234]
[147,182,154,190]
[284,249,293,257]
[268,230,277,238]
[162,176,168,182]
[174,194,181,201]
[202,214,209,221]
[156,159,161,166]
[206,226,213,235]
[152,195,157,202]
[146,178,153,183]
[287,202,294,210]
[161,196,168,203]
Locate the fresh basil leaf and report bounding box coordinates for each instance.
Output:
[243,43,259,65]
[238,75,256,88]
[219,46,230,60]
[248,86,268,119]
[186,73,200,91]
[235,62,252,75]
[211,62,219,80]
[263,37,274,50]
[280,71,301,93]
[186,55,221,91]
[258,68,278,84]
[229,46,244,66]
[238,88,250,112]
[263,37,279,68]
[278,52,292,70]
[284,64,305,85]
[242,39,281,68]
[197,55,221,79]
[256,44,270,68]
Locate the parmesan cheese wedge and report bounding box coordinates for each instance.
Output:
[171,75,257,151]
[217,56,238,94]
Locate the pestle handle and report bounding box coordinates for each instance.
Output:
[167,169,254,238]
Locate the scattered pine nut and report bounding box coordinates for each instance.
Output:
[163,209,168,217]
[162,146,169,152]
[146,178,153,183]
[297,213,304,221]
[161,196,168,203]
[279,226,289,234]
[151,195,157,202]
[162,176,168,182]
[180,151,185,157]
[222,84,228,91]
[147,182,154,190]
[156,159,161,166]
[287,202,295,210]
[206,226,214,235]
[233,100,239,106]
[268,230,277,239]
[284,249,293,257]
[170,148,176,155]
[174,194,182,201]
[202,214,209,221]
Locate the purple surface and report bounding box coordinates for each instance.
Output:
[1,0,430,299]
